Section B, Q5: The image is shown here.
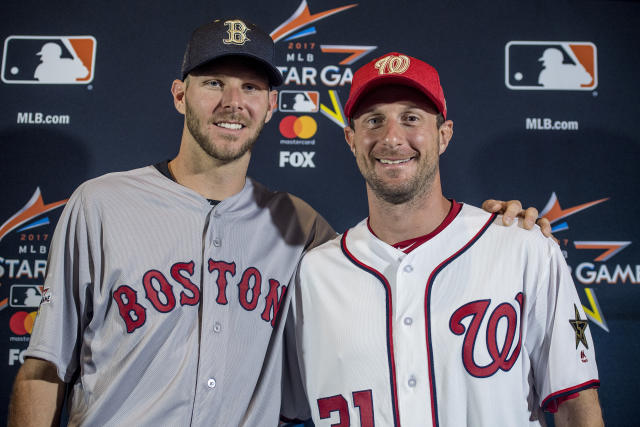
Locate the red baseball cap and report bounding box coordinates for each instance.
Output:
[344,52,447,120]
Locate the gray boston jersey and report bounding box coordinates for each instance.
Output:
[26,165,335,426]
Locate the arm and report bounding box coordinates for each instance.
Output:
[532,242,602,425]
[554,388,604,427]
[9,357,66,427]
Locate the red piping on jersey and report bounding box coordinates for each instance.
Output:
[540,379,600,412]
[367,200,462,254]
[423,212,497,427]
[341,230,401,427]
[544,392,578,414]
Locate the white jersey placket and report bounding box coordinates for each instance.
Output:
[390,247,436,426]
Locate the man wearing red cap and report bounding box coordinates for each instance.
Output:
[283,53,604,426]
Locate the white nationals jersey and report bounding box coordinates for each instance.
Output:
[26,166,334,427]
[286,204,599,427]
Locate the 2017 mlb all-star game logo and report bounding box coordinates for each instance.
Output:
[271,0,376,168]
[540,192,636,333]
[0,188,67,356]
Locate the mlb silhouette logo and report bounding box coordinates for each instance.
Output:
[9,285,43,308]
[505,41,597,90]
[2,35,96,84]
[279,90,320,113]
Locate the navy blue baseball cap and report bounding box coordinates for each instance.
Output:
[181,18,284,86]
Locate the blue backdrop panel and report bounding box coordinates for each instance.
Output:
[1,1,638,425]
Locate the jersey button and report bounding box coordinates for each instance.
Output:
[213,322,222,333]
[404,317,413,326]
[403,265,413,273]
[213,238,221,247]
[207,378,216,388]
[213,211,221,218]
[408,376,417,387]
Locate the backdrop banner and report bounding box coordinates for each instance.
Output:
[1,1,638,425]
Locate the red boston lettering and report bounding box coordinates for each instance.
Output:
[171,261,200,306]
[113,285,147,333]
[143,269,176,313]
[208,260,236,305]
[261,279,286,326]
[238,267,262,311]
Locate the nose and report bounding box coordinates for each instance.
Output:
[382,119,402,146]
[220,85,243,111]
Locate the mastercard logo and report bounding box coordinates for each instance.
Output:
[279,115,317,139]
[10,311,38,335]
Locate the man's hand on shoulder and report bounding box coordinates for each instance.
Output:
[482,199,555,241]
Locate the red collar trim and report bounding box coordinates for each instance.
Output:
[367,200,462,254]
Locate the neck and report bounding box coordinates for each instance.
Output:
[169,130,250,201]
[367,176,451,245]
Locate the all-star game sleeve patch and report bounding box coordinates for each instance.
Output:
[569,304,589,349]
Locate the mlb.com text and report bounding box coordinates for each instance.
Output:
[17,112,70,125]
[525,117,579,131]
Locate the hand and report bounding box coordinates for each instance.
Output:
[481,199,555,241]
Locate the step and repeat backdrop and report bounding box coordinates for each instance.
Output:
[1,0,638,425]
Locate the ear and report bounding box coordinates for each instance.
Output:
[264,90,278,123]
[171,79,186,115]
[438,119,454,155]
[344,124,356,155]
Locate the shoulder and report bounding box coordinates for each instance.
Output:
[460,203,556,258]
[299,233,343,270]
[299,218,370,269]
[247,178,336,248]
[79,166,161,193]
[57,166,170,222]
[249,178,320,218]
[73,166,165,204]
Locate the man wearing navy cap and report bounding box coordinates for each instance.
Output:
[9,19,335,427]
[284,53,604,426]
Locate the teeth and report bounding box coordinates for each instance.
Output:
[379,158,411,164]
[217,122,243,130]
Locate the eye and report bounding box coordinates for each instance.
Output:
[404,113,420,123]
[244,81,270,92]
[205,79,222,88]
[366,116,382,126]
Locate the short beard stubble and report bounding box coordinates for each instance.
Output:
[185,99,266,163]
[360,135,440,205]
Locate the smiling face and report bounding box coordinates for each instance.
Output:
[345,85,453,205]
[173,57,277,164]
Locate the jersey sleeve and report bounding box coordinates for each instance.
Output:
[527,240,600,411]
[306,212,336,252]
[280,264,312,423]
[24,185,96,382]
[287,195,336,252]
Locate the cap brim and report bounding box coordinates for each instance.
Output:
[346,74,446,120]
[184,52,283,87]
